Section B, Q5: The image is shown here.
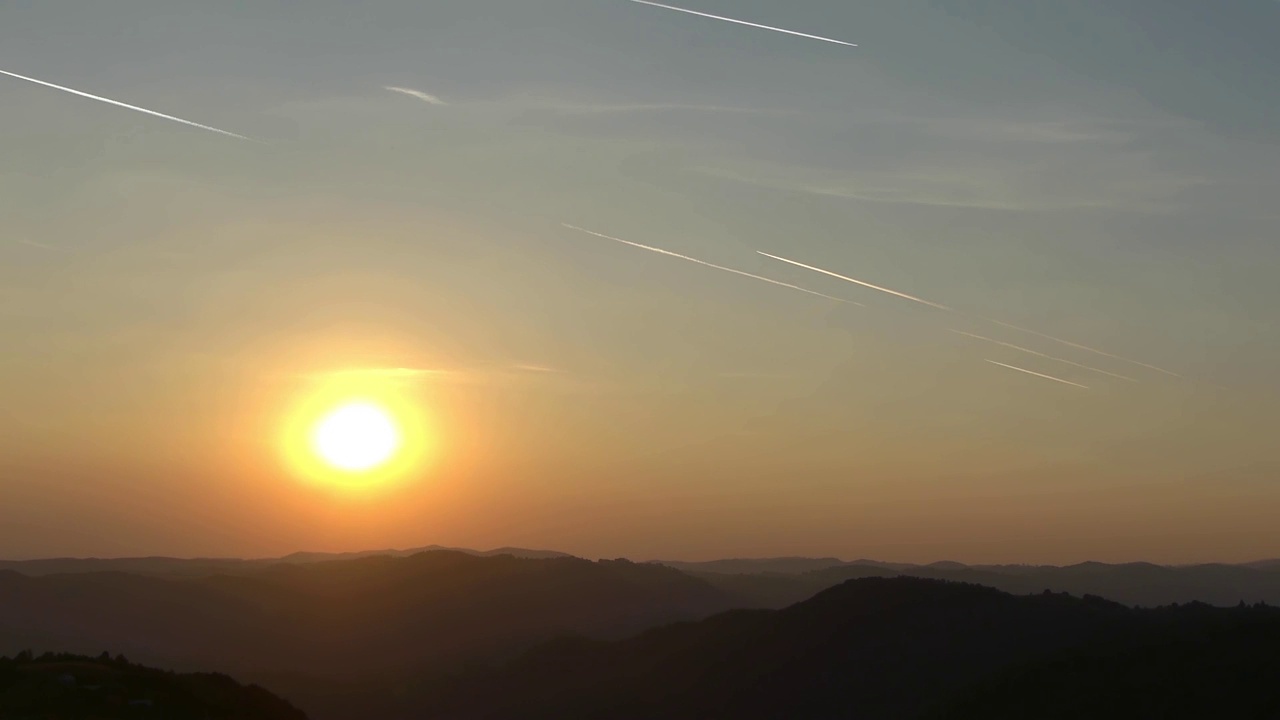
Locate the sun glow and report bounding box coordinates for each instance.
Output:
[281,371,437,493]
[312,402,401,472]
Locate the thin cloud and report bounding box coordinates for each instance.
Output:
[385,86,448,106]
[531,101,781,116]
[17,238,64,252]
[691,154,1206,214]
[0,68,255,141]
[950,330,1137,382]
[986,360,1090,390]
[512,364,559,373]
[563,224,861,306]
[757,251,1181,379]
[627,0,857,47]
[719,371,791,379]
[988,319,1183,378]
[757,251,951,310]
[309,367,449,382]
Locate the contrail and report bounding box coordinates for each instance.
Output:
[563,224,861,306]
[385,86,447,106]
[986,318,1182,378]
[0,68,254,141]
[627,0,857,48]
[950,330,1136,382]
[758,250,1181,379]
[757,251,950,310]
[986,360,1089,390]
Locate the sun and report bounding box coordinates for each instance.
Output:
[280,368,439,493]
[311,402,401,472]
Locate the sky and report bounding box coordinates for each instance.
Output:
[1,0,1277,564]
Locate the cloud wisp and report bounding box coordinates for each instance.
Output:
[986,360,1090,390]
[626,0,857,48]
[526,100,781,116]
[950,330,1137,382]
[757,250,1181,379]
[0,68,255,141]
[17,238,65,252]
[309,367,450,382]
[512,364,559,373]
[563,224,861,306]
[384,86,448,106]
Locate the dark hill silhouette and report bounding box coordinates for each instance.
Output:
[927,602,1280,719]
[428,577,1280,720]
[0,651,307,719]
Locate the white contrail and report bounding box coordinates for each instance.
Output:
[385,86,447,106]
[986,360,1089,390]
[627,0,857,47]
[757,251,950,310]
[0,68,254,141]
[563,224,861,306]
[950,330,1136,382]
[987,318,1182,378]
[758,250,1181,379]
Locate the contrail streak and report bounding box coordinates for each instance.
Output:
[385,86,447,106]
[627,0,857,47]
[950,330,1136,382]
[0,69,254,141]
[986,360,1089,390]
[987,318,1182,378]
[758,250,1181,379]
[757,251,950,310]
[563,224,861,306]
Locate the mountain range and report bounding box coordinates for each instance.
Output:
[6,547,1280,609]
[4,547,1280,718]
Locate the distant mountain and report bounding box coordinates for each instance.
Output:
[667,557,1280,609]
[278,544,574,564]
[651,557,850,575]
[0,651,307,719]
[0,556,261,578]
[0,551,734,718]
[429,577,1280,720]
[0,545,576,577]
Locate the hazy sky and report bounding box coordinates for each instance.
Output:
[2,0,1278,564]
